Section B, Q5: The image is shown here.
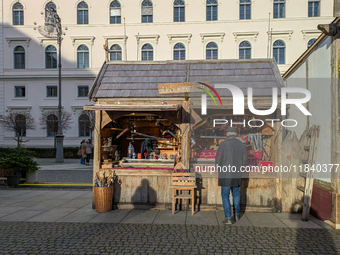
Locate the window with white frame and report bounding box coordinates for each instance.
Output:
[273,40,285,64]
[14,46,25,69]
[15,86,26,98]
[239,41,251,59]
[78,85,89,97]
[45,45,57,69]
[308,0,320,17]
[77,44,89,68]
[206,42,218,59]
[109,44,122,61]
[110,0,121,24]
[46,86,58,97]
[141,44,153,61]
[45,1,56,16]
[307,38,317,48]
[173,43,185,60]
[77,1,88,24]
[46,114,58,137]
[174,0,185,22]
[240,0,251,20]
[142,0,153,23]
[79,114,90,137]
[273,0,285,18]
[206,0,217,21]
[13,2,24,25]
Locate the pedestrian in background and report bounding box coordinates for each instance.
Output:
[81,139,87,165]
[85,139,93,165]
[215,126,248,225]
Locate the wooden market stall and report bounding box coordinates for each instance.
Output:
[85,59,285,212]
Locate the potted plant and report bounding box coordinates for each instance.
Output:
[0,148,39,186]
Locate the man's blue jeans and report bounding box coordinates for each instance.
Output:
[221,186,241,219]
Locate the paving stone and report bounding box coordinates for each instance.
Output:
[89,209,131,223]
[120,209,158,224]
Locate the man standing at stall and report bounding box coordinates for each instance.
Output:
[215,126,248,225]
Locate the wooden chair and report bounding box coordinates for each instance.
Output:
[171,172,196,215]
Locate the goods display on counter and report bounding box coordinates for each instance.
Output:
[191,115,276,169]
[98,114,181,170]
[119,158,175,168]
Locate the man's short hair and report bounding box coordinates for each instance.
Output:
[226,126,238,133]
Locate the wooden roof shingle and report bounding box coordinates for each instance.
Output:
[89,59,283,99]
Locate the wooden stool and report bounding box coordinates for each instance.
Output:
[171,172,196,215]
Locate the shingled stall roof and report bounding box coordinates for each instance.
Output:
[88,59,283,99]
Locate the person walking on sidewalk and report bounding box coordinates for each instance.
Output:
[215,126,248,225]
[85,139,93,165]
[81,139,87,165]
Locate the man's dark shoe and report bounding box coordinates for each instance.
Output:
[223,218,232,225]
[235,214,240,221]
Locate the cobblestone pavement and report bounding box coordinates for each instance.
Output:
[0,221,339,255]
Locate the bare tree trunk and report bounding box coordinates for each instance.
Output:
[54,135,56,149]
[17,133,20,148]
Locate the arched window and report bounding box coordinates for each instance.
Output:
[45,2,56,11]
[307,38,317,49]
[45,45,57,68]
[109,44,122,61]
[206,42,218,60]
[79,114,90,137]
[174,0,185,22]
[77,1,88,24]
[141,44,153,61]
[239,41,251,59]
[173,43,185,60]
[110,0,121,24]
[142,0,153,23]
[308,0,320,17]
[13,2,24,25]
[240,0,251,20]
[273,0,285,18]
[77,45,89,68]
[47,114,58,137]
[273,40,285,64]
[14,46,25,69]
[206,0,217,21]
[15,114,26,137]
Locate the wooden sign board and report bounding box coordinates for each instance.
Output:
[158,82,211,94]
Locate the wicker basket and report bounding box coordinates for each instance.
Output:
[94,169,115,213]
[94,186,114,212]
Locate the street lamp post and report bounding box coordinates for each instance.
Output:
[38,7,64,163]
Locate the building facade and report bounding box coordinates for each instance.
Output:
[0,0,334,147]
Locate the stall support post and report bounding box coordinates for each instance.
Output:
[274,116,283,212]
[92,109,102,209]
[181,99,190,168]
[329,39,340,229]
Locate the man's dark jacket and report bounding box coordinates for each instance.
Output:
[215,135,248,187]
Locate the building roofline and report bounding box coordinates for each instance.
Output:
[103,58,276,65]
